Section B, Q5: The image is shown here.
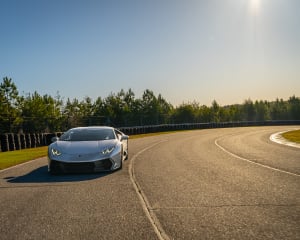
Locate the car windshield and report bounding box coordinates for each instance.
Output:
[60,128,115,141]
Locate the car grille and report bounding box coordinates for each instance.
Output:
[50,159,112,174]
[94,159,113,171]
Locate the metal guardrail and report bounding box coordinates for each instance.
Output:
[0,120,299,152]
[118,120,300,135]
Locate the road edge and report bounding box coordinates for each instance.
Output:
[128,141,170,240]
[0,157,46,173]
[270,129,300,149]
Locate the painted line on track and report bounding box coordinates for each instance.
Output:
[129,140,170,240]
[214,138,300,177]
[270,129,300,149]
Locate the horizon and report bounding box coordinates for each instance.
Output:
[3,76,298,108]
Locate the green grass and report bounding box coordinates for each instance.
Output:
[281,129,300,144]
[0,146,48,170]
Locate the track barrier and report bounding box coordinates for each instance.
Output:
[0,120,299,152]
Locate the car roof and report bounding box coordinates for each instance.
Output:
[68,126,114,131]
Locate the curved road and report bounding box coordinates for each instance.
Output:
[0,126,299,239]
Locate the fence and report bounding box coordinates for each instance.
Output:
[0,132,63,153]
[0,120,299,152]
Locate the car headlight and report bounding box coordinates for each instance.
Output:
[101,146,115,155]
[51,148,61,156]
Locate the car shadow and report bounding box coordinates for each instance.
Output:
[5,166,111,184]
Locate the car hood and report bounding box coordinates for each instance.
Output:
[51,139,117,154]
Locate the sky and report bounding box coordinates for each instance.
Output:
[1,0,299,106]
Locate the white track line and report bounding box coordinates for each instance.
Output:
[270,129,300,149]
[215,138,300,177]
[129,141,170,240]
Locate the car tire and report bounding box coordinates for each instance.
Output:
[119,148,123,170]
[49,169,59,175]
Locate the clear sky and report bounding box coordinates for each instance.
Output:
[1,0,299,106]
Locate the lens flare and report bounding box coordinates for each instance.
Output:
[250,0,260,13]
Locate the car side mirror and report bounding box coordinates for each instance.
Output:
[51,136,59,142]
[120,135,129,141]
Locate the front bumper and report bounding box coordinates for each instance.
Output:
[49,158,116,174]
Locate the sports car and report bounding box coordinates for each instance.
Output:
[48,126,129,174]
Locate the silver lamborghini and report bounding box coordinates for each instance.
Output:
[48,126,129,174]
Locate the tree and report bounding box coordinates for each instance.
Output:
[198,105,212,123]
[0,77,19,107]
[288,96,300,120]
[227,105,242,122]
[172,103,196,123]
[242,99,255,121]
[141,89,159,125]
[139,90,172,125]
[91,97,106,126]
[120,89,136,126]
[79,97,94,126]
[156,94,173,124]
[270,98,288,120]
[62,98,83,128]
[211,100,220,122]
[103,92,125,126]
[254,100,270,121]
[0,77,20,132]
[21,92,62,132]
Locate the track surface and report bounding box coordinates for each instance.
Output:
[0,126,299,239]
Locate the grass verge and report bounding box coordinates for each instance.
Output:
[0,146,48,170]
[281,129,300,144]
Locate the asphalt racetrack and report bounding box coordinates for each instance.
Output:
[0,126,299,239]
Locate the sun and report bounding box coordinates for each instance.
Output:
[250,0,261,13]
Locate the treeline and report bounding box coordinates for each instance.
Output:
[0,77,299,133]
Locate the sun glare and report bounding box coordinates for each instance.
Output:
[250,0,261,13]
